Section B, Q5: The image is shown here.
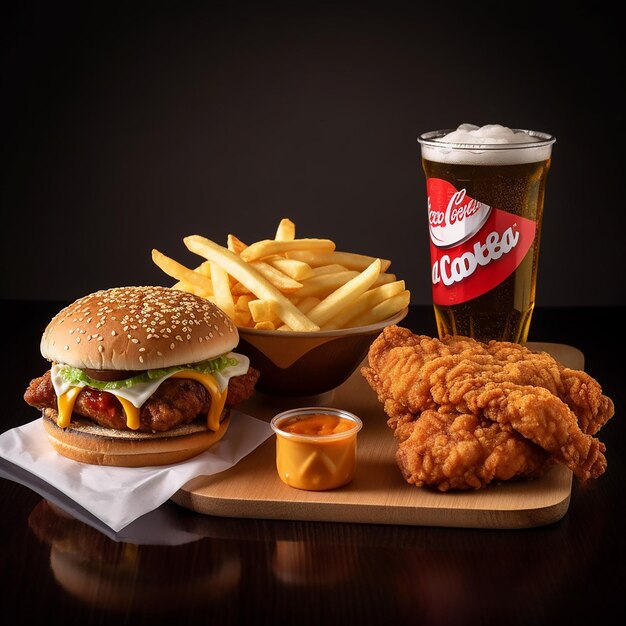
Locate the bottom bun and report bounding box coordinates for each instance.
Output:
[42,409,231,467]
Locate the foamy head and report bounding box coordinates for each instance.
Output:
[419,123,555,165]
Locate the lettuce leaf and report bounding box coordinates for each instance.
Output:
[60,355,238,390]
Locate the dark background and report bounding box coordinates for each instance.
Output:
[2,2,624,306]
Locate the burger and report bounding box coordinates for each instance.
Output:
[23,285,260,466]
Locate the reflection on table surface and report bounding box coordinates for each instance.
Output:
[17,473,612,626]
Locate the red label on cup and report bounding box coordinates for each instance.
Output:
[426,178,537,305]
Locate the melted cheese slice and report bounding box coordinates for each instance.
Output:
[56,386,82,428]
[50,353,249,431]
[170,370,228,432]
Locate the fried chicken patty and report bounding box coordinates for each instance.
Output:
[24,368,260,433]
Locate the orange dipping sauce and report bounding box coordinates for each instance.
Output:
[271,408,363,491]
[281,414,355,436]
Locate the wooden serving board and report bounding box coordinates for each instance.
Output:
[172,342,579,529]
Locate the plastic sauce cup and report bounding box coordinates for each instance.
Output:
[270,407,363,491]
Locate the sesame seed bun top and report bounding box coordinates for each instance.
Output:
[40,286,239,371]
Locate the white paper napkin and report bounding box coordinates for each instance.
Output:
[0,411,273,532]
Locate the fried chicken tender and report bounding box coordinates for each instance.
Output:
[395,408,553,491]
[361,326,615,489]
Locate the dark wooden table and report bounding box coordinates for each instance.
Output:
[1,302,624,625]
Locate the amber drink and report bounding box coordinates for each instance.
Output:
[418,124,555,343]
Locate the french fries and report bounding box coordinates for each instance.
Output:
[152,250,214,298]
[267,257,314,280]
[274,218,296,241]
[239,238,335,263]
[285,249,392,273]
[152,218,410,331]
[209,260,235,322]
[321,280,406,330]
[306,259,381,326]
[184,235,320,332]
[249,261,303,293]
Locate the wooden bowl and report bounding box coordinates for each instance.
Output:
[237,308,408,396]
